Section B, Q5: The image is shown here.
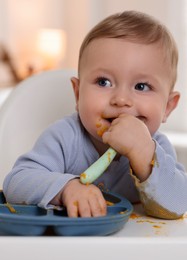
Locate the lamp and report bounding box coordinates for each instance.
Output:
[36,29,67,70]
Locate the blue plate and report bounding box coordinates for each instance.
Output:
[0,191,133,236]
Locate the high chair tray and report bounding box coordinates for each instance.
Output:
[0,191,133,236]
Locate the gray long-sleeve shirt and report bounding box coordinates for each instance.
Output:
[3,113,187,219]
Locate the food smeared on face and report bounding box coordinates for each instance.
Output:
[96,119,109,137]
[96,122,102,128]
[119,210,128,214]
[97,126,108,137]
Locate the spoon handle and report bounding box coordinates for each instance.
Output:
[80,147,117,184]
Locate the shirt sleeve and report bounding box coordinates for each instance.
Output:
[131,133,187,219]
[3,119,81,209]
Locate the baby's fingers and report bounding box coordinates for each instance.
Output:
[89,195,107,217]
[66,196,107,218]
[66,199,91,218]
[102,130,110,144]
[77,198,92,217]
[66,200,79,218]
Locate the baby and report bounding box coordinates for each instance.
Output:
[3,10,187,219]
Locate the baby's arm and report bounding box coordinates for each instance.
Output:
[3,116,104,212]
[102,114,187,219]
[134,140,187,219]
[50,179,107,217]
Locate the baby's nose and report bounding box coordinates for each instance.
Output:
[110,88,133,107]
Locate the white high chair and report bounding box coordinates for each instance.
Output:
[0,69,77,188]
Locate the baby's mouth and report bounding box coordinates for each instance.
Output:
[96,115,147,137]
[105,115,147,126]
[106,117,116,123]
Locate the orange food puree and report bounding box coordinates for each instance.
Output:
[107,151,112,162]
[80,172,87,179]
[106,200,114,206]
[96,122,102,128]
[130,213,141,219]
[5,202,17,214]
[153,225,162,229]
[97,125,108,137]
[73,201,78,207]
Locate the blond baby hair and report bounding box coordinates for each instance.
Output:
[78,10,178,88]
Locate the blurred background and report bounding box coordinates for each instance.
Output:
[0,0,187,133]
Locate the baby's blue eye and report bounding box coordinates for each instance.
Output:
[135,83,151,91]
[97,77,112,87]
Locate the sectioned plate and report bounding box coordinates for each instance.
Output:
[0,191,133,236]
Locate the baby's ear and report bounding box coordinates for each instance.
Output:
[71,77,80,111]
[162,91,180,123]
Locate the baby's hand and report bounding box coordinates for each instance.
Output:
[102,114,155,181]
[51,179,107,217]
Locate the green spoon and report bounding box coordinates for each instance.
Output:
[80,147,117,184]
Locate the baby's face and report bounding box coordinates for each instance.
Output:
[72,38,178,143]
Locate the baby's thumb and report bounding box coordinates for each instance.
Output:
[102,131,110,144]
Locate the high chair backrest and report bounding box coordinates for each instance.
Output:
[0,69,77,188]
